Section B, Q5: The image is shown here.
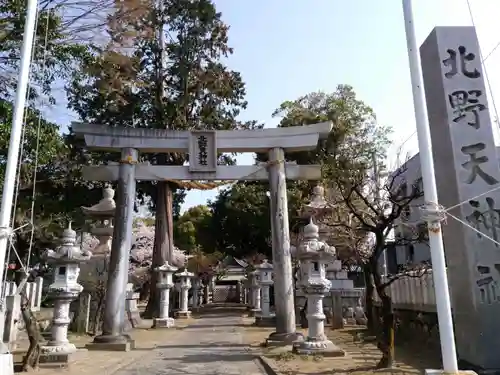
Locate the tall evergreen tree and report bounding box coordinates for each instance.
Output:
[67,0,259,316]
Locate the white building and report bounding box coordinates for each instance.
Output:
[389,147,500,271]
[388,153,429,271]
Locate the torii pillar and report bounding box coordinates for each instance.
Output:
[71,121,332,347]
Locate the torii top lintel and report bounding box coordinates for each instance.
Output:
[71,121,333,153]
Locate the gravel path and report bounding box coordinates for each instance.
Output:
[113,310,266,375]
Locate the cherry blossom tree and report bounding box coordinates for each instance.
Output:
[80,223,187,291]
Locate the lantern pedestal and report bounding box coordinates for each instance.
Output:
[265,332,304,347]
[249,270,261,317]
[255,260,276,327]
[153,262,177,329]
[0,352,13,375]
[255,315,276,327]
[175,310,192,319]
[175,270,193,319]
[86,337,133,352]
[292,338,345,357]
[154,316,175,328]
[191,278,202,312]
[292,282,345,357]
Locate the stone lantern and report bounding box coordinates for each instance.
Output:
[81,185,116,255]
[40,223,92,364]
[255,260,275,327]
[175,270,194,319]
[249,270,261,317]
[153,261,178,328]
[80,186,116,296]
[293,219,344,357]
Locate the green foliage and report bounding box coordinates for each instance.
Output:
[174,204,212,252]
[0,0,89,103]
[273,86,391,181]
[0,100,101,265]
[66,0,261,212]
[207,182,302,259]
[208,86,391,261]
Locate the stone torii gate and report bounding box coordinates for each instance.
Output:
[72,121,332,348]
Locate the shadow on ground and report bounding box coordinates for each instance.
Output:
[161,353,258,363]
[341,326,442,371]
[155,343,249,349]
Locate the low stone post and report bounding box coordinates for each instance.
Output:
[175,270,193,319]
[3,295,21,351]
[256,260,275,327]
[326,260,354,290]
[331,291,344,330]
[153,262,177,328]
[125,283,141,328]
[40,223,92,366]
[242,277,249,306]
[192,277,202,311]
[249,270,261,317]
[203,282,210,305]
[246,273,255,310]
[293,220,344,357]
[209,276,215,304]
[237,280,243,303]
[72,293,91,334]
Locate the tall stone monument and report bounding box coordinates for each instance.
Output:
[421,26,500,369]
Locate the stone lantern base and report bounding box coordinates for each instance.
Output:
[36,343,77,369]
[266,331,304,347]
[0,352,14,375]
[249,308,261,318]
[153,317,175,328]
[292,338,345,357]
[255,313,276,327]
[175,310,191,319]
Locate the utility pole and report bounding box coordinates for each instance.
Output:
[0,0,39,373]
[402,0,458,372]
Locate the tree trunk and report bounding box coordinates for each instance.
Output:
[143,180,174,318]
[139,280,150,301]
[370,253,395,370]
[300,299,308,328]
[16,272,43,371]
[363,264,376,333]
[376,293,395,369]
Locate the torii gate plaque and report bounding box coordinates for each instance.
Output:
[72,121,332,348]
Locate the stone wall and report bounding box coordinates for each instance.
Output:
[373,303,441,350]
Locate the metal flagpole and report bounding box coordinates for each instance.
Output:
[0,0,39,371]
[401,0,458,372]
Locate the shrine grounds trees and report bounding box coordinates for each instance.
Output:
[208,182,303,260]
[66,0,260,317]
[0,0,91,102]
[273,87,428,368]
[174,205,213,253]
[328,164,425,369]
[0,0,108,270]
[208,86,391,258]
